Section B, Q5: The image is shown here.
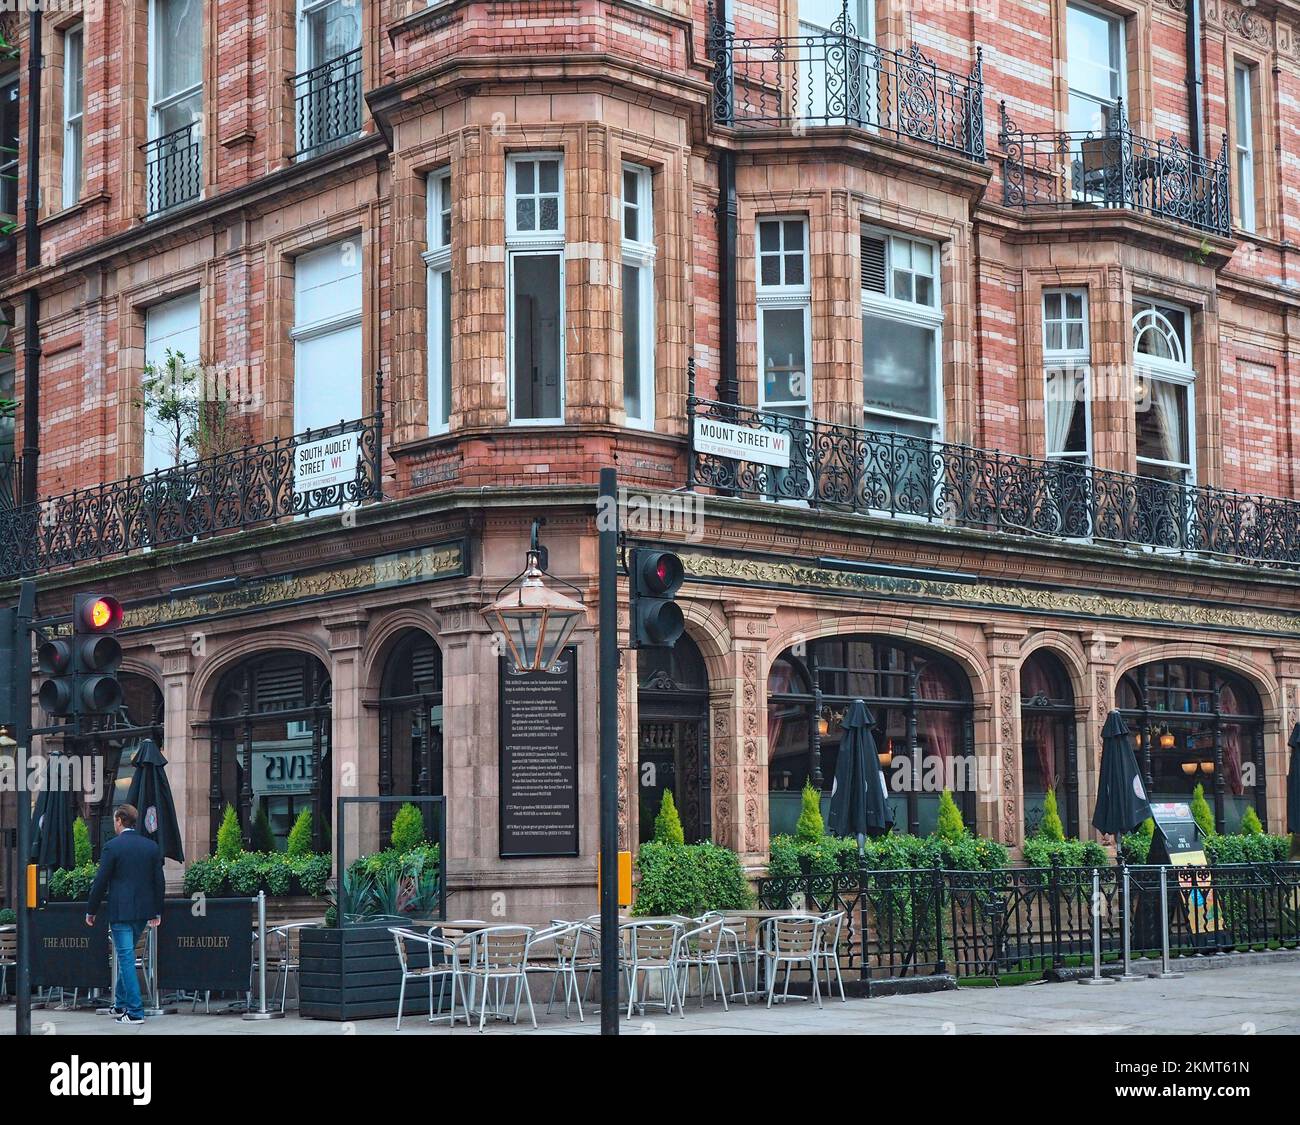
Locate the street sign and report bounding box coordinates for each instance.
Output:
[692,417,791,467]
[294,431,360,493]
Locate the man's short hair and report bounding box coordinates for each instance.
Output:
[114,804,139,829]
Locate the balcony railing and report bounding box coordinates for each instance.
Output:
[142,123,203,216]
[709,3,986,162]
[293,48,363,158]
[687,386,1300,571]
[999,100,1230,237]
[0,408,383,581]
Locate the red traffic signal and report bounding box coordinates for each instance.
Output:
[75,594,123,633]
[629,549,686,649]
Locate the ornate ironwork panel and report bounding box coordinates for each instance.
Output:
[142,122,203,216]
[293,48,364,158]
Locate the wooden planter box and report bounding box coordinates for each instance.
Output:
[298,924,448,1021]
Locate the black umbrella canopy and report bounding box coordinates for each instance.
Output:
[1287,723,1300,835]
[828,700,894,846]
[29,754,77,870]
[1092,710,1153,837]
[125,738,185,863]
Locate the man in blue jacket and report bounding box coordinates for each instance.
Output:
[85,804,165,1025]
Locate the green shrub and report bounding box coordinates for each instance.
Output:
[48,862,98,902]
[1204,832,1290,864]
[935,790,966,842]
[1022,836,1109,869]
[794,782,825,842]
[0,908,15,925]
[262,859,292,897]
[286,808,314,858]
[289,853,332,897]
[1037,790,1065,842]
[216,805,242,862]
[227,853,263,896]
[1239,807,1263,836]
[251,804,276,853]
[632,840,752,916]
[73,817,93,867]
[653,789,686,846]
[769,829,1006,878]
[390,803,427,853]
[1190,783,1215,839]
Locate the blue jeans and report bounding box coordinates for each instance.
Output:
[110,922,146,1019]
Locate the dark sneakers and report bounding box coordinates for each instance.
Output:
[113,1013,145,1026]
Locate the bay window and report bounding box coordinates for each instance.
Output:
[62,23,84,210]
[143,291,201,474]
[757,217,811,499]
[1133,301,1195,489]
[424,171,452,434]
[508,155,565,424]
[292,241,363,435]
[622,164,655,428]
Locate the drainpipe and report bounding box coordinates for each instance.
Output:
[20,12,41,506]
[1185,0,1204,156]
[713,1,738,406]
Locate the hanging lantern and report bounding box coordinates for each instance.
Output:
[481,550,586,673]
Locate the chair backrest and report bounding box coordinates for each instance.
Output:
[623,921,678,961]
[470,925,533,971]
[0,926,15,960]
[678,918,725,958]
[818,911,846,950]
[388,927,418,974]
[771,915,821,955]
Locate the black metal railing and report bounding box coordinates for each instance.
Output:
[142,122,203,216]
[756,863,1300,982]
[0,407,383,580]
[999,100,1230,237]
[708,3,985,161]
[0,455,16,512]
[292,47,363,158]
[687,389,1300,571]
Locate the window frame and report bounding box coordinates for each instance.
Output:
[621,162,655,430]
[147,0,203,143]
[423,169,453,435]
[142,289,202,475]
[1233,60,1257,233]
[756,214,812,418]
[1132,299,1196,486]
[1065,1,1127,132]
[62,22,84,210]
[289,240,364,435]
[860,227,944,440]
[1041,287,1092,464]
[506,152,566,426]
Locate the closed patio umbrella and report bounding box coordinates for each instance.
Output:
[828,699,894,854]
[126,738,185,863]
[1287,723,1300,835]
[29,752,77,870]
[1091,710,1152,838]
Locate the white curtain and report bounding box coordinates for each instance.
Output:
[1044,370,1077,456]
[1149,378,1185,465]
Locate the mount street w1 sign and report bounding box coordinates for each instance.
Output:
[692,417,791,467]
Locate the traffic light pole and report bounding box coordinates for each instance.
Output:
[13,579,35,1036]
[597,467,620,1036]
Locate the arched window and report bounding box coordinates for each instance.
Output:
[209,651,331,853]
[767,635,974,837]
[1020,651,1078,838]
[637,636,710,844]
[376,631,443,841]
[1133,301,1195,491]
[1117,658,1264,833]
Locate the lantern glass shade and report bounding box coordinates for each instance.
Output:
[0,725,15,749]
[482,563,586,673]
[1158,728,1177,750]
[1200,761,1214,775]
[1180,761,1197,776]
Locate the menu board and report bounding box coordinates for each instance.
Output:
[498,648,579,857]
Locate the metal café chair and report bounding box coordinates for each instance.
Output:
[460,925,537,1031]
[268,921,319,1013]
[620,920,684,1018]
[815,911,848,1003]
[0,926,15,1000]
[532,920,598,1021]
[388,926,466,1030]
[698,911,751,1005]
[760,913,825,1009]
[673,917,730,1014]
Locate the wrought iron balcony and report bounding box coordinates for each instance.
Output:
[293,47,363,159]
[687,389,1300,571]
[999,101,1230,237]
[708,4,986,162]
[0,410,383,580]
[142,123,203,216]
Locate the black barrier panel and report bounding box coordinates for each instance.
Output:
[30,903,112,991]
[158,898,253,993]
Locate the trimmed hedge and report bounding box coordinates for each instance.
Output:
[181,851,332,898]
[1021,836,1110,869]
[632,841,753,916]
[768,830,1009,878]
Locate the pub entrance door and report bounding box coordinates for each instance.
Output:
[636,636,710,844]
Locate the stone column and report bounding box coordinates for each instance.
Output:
[324,612,369,863]
[1269,649,1300,834]
[984,625,1026,849]
[156,637,197,877]
[717,603,774,865]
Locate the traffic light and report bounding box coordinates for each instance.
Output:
[629,548,685,649]
[37,593,124,720]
